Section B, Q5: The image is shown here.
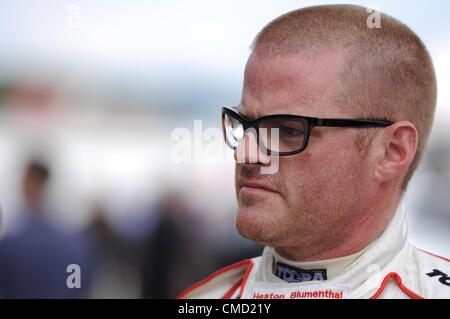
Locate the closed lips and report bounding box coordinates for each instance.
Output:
[239,181,278,193]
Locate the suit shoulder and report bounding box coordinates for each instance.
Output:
[408,247,450,298]
[414,248,450,272]
[177,258,259,299]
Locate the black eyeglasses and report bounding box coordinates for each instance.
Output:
[222,106,393,156]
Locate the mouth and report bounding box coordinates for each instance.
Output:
[238,180,279,195]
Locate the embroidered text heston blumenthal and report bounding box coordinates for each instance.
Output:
[253,289,344,299]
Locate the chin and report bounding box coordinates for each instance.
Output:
[235,205,284,246]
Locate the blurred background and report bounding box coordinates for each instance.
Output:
[0,0,448,298]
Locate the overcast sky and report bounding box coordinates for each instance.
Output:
[0,0,448,120]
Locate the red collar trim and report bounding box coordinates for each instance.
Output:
[176,259,251,299]
[369,272,424,299]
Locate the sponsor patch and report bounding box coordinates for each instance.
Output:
[275,262,327,283]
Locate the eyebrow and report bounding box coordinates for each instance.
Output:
[234,106,254,120]
[235,106,283,121]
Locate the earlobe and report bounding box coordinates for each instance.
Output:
[373,121,418,184]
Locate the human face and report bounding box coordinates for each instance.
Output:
[234,51,376,257]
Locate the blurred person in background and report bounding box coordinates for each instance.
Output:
[178,5,449,299]
[84,202,131,298]
[0,159,92,298]
[85,200,148,298]
[141,191,217,298]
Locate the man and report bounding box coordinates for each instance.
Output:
[0,160,92,298]
[178,5,449,299]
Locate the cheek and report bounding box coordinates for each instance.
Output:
[279,133,369,203]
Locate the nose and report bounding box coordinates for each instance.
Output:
[234,129,272,165]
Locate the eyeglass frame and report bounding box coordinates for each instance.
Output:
[221,106,394,156]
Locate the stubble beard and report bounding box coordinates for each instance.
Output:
[234,180,357,257]
[235,189,314,248]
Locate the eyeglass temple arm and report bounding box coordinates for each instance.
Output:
[314,118,393,128]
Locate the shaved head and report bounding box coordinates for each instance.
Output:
[251,4,437,189]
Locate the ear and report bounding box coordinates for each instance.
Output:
[373,121,418,183]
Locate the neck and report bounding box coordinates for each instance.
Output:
[275,190,401,262]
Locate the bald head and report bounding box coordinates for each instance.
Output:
[251,4,437,189]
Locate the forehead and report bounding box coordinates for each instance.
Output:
[240,51,348,119]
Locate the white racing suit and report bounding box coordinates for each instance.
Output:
[178,202,450,299]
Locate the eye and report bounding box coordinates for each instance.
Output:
[280,126,304,137]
